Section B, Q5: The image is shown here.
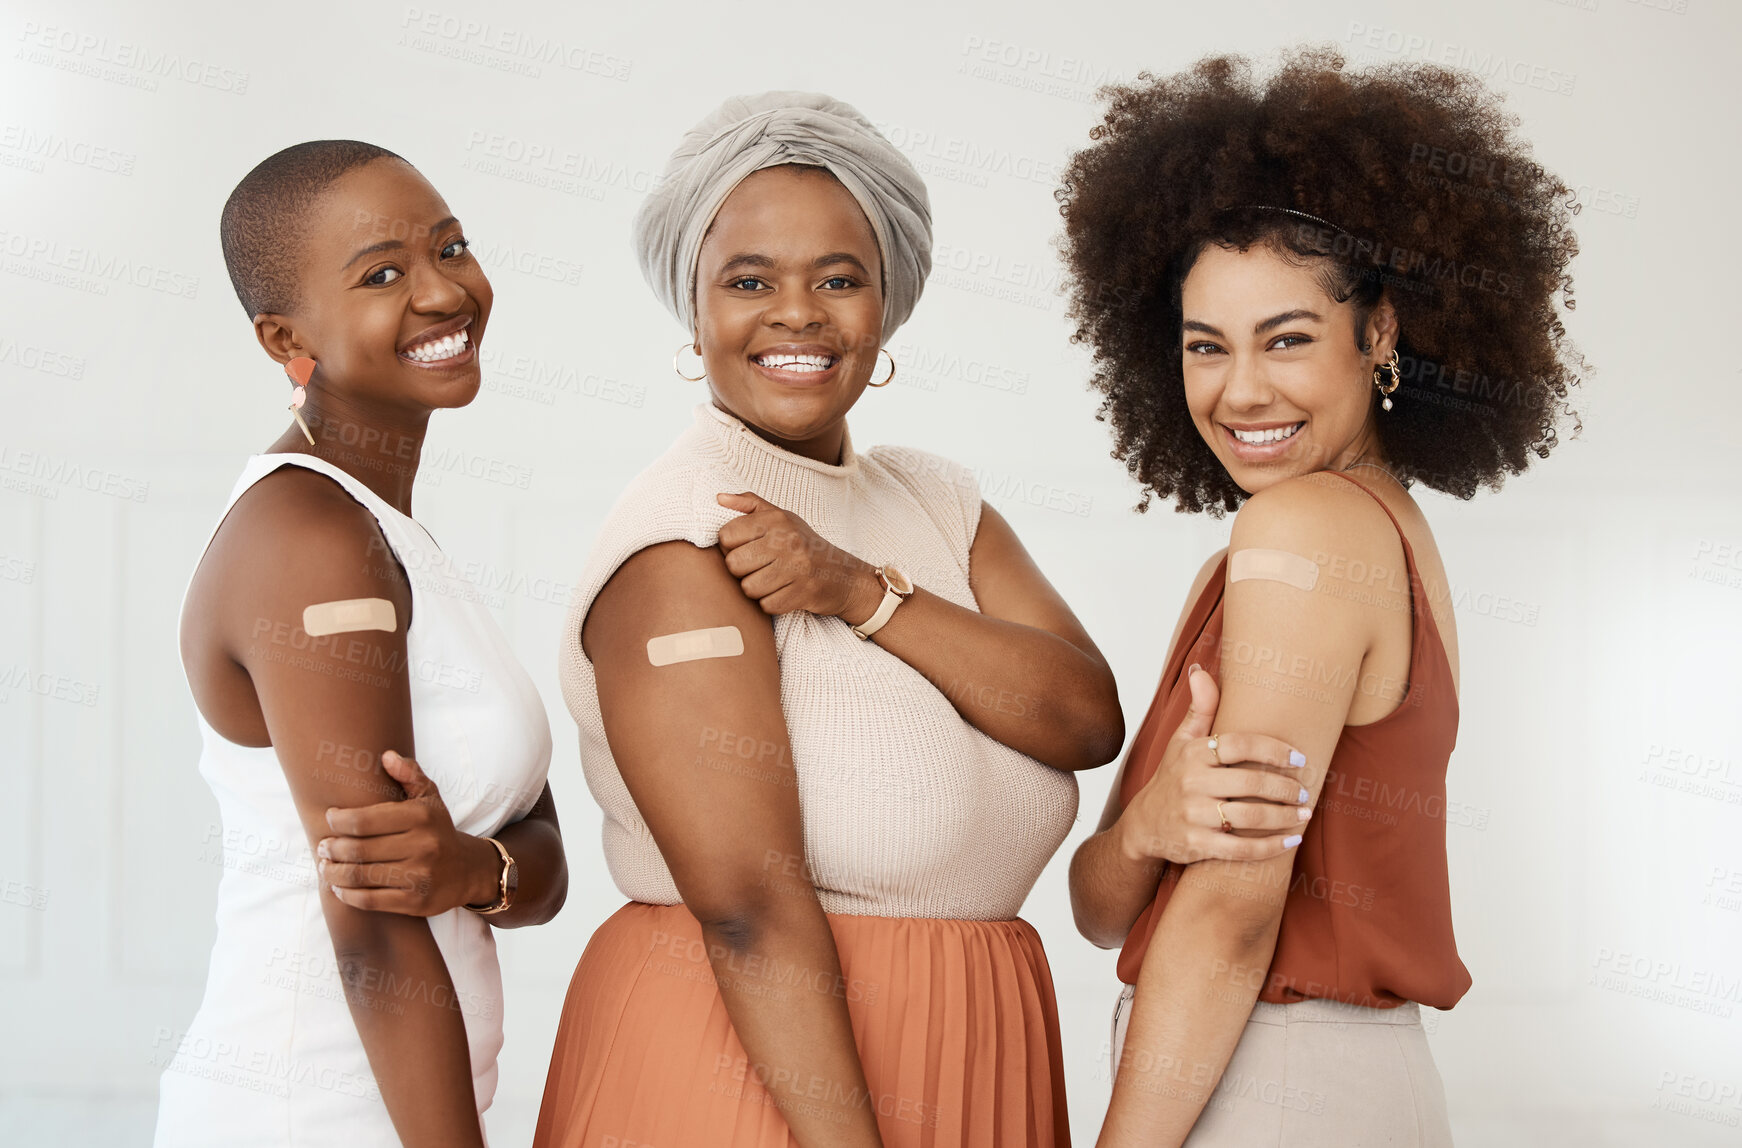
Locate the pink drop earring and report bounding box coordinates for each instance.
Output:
[285,357,316,445]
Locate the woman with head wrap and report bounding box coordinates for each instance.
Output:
[531,91,1141,1147]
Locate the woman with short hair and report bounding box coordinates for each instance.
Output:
[158,141,564,1148]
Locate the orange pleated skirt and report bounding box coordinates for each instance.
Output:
[532,901,1070,1147]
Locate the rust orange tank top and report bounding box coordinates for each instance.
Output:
[1115,472,1473,1009]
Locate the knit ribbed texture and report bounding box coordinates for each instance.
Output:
[558,402,1078,919]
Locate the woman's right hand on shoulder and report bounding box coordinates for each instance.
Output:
[1116,665,1312,865]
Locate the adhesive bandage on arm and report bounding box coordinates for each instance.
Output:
[1228,548,1319,592]
[647,626,745,667]
[303,597,398,636]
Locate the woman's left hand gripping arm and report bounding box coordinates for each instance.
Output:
[318,752,568,929]
[1099,480,1379,1147]
[716,490,1123,770]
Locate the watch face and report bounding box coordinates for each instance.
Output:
[883,565,913,596]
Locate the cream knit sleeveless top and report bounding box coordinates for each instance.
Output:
[558,401,1078,920]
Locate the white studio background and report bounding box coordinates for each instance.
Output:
[3,0,1738,1144]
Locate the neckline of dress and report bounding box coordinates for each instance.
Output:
[250,451,413,519]
[247,451,443,551]
[696,402,860,479]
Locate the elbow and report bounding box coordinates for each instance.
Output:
[326,910,415,982]
[1066,843,1135,951]
[1086,715,1126,769]
[548,865,569,919]
[518,864,569,928]
[1053,681,1125,771]
[1070,898,1136,951]
[1077,671,1125,767]
[1066,877,1110,949]
[695,909,763,959]
[1071,908,1126,952]
[691,900,793,964]
[685,878,806,957]
[538,850,571,923]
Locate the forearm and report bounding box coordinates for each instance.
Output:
[839,562,1121,769]
[1100,898,1281,1148]
[327,909,484,1148]
[1070,815,1167,949]
[699,897,883,1148]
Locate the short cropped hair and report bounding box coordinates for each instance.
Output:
[1057,48,1586,515]
[219,140,404,318]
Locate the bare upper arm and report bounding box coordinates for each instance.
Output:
[582,539,807,926]
[201,470,424,929]
[1093,546,1229,834]
[1164,476,1398,931]
[967,501,1111,671]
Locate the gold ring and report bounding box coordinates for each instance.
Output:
[1206,735,1222,765]
[1217,801,1233,832]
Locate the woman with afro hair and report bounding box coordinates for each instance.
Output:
[1060,48,1582,1146]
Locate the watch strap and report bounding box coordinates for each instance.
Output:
[850,566,910,640]
[465,836,514,915]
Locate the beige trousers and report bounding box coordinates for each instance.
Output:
[1110,983,1454,1146]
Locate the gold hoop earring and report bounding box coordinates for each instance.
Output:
[866,347,896,388]
[673,341,706,382]
[1372,349,1401,411]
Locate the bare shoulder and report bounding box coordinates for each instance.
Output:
[194,465,411,652]
[224,470,405,590]
[604,537,736,597]
[182,463,416,750]
[1229,471,1401,562]
[583,539,770,662]
[1225,473,1416,680]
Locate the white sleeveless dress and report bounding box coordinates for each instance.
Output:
[153,453,552,1147]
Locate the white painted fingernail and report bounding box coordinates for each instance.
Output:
[1298,807,1312,821]
[1284,835,1302,849]
[1299,788,1310,803]
[1289,750,1306,767]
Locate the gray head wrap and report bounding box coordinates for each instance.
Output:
[632,91,932,346]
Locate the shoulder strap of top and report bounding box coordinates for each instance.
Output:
[1309,470,1421,588]
[248,452,394,518]
[182,454,419,621]
[251,452,440,551]
[1318,468,1433,656]
[1319,468,1409,544]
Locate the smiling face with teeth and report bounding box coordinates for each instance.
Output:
[692,165,885,466]
[1179,242,1398,493]
[253,157,493,447]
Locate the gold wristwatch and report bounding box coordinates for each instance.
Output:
[465,836,518,916]
[850,564,914,640]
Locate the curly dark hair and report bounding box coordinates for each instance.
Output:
[1057,47,1584,515]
